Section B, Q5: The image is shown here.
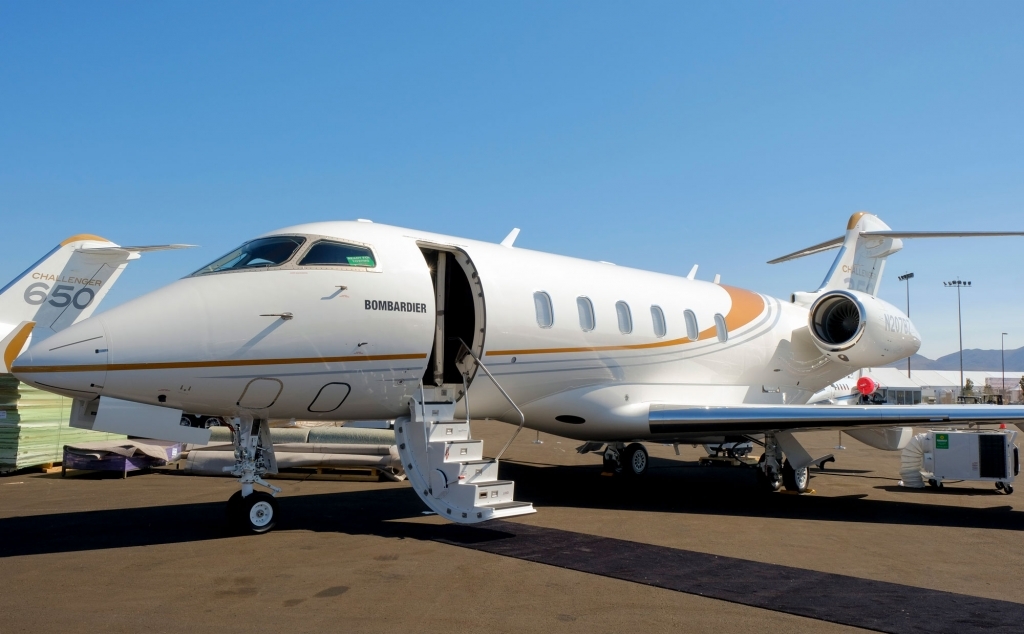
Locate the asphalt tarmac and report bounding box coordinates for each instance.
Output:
[2,424,1022,634]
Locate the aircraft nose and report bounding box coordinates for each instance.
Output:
[11,317,109,400]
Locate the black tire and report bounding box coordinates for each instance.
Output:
[782,460,809,493]
[602,452,620,473]
[226,490,244,520]
[230,491,278,534]
[756,454,782,492]
[1005,484,1014,495]
[623,443,649,477]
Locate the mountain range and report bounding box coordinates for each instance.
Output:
[884,347,1024,372]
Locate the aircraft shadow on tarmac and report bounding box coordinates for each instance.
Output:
[1,457,1021,559]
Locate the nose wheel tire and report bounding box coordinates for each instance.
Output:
[782,460,809,493]
[623,443,649,476]
[228,491,278,534]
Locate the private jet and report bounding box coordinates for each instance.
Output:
[9,213,1024,533]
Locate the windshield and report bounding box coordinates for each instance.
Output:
[192,236,305,275]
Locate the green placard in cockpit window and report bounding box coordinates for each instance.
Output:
[935,433,949,449]
[346,255,375,267]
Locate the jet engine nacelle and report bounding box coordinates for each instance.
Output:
[807,290,921,368]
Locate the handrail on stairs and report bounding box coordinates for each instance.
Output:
[451,338,526,461]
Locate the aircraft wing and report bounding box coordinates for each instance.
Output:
[648,404,1024,435]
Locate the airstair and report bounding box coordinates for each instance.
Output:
[394,382,535,523]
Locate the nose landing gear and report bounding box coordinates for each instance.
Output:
[224,415,281,534]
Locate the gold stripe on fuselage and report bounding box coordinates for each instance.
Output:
[486,285,766,357]
[13,352,428,374]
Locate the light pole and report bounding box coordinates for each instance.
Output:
[898,272,914,378]
[1002,332,1008,403]
[944,279,971,394]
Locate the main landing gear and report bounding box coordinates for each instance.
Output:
[757,432,812,494]
[224,415,281,534]
[603,442,649,477]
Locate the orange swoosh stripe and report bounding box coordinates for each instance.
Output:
[13,352,428,374]
[485,285,765,357]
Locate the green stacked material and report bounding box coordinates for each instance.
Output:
[0,374,125,471]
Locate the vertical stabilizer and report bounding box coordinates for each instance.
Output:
[817,212,903,296]
[0,235,158,346]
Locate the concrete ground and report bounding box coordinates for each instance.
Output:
[1,424,1022,633]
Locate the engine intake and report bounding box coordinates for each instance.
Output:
[810,292,864,348]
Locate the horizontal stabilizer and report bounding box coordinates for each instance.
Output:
[769,211,1024,297]
[79,244,196,255]
[861,230,1024,239]
[767,236,844,264]
[769,229,1024,264]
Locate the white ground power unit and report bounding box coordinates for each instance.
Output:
[901,429,1019,493]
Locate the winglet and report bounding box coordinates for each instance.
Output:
[2,321,35,373]
[500,228,520,248]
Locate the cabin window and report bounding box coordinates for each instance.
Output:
[534,291,554,328]
[299,240,376,268]
[651,305,666,338]
[192,236,305,275]
[714,313,728,342]
[616,301,633,334]
[577,297,595,332]
[684,309,699,341]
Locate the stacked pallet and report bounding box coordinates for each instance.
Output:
[0,374,125,471]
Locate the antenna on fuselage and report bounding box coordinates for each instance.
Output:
[687,264,698,280]
[500,228,520,248]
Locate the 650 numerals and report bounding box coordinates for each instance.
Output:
[24,282,95,309]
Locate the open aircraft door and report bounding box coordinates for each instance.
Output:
[416,243,486,401]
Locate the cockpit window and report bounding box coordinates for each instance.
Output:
[299,240,376,268]
[192,236,305,275]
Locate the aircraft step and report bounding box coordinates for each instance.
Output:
[394,385,534,524]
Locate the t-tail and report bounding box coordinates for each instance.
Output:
[770,211,1024,299]
[0,234,193,370]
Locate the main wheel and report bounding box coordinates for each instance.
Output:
[602,450,620,473]
[623,443,649,477]
[782,460,809,493]
[756,454,782,492]
[230,491,278,534]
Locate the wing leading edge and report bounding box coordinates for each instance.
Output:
[648,404,1024,435]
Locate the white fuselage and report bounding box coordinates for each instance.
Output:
[12,221,884,442]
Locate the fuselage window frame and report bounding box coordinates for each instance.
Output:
[684,309,699,341]
[651,305,667,338]
[714,313,728,343]
[577,296,595,332]
[534,291,554,328]
[616,301,633,335]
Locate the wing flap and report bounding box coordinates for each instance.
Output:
[648,404,1024,435]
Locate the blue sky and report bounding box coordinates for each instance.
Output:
[2,2,1022,358]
